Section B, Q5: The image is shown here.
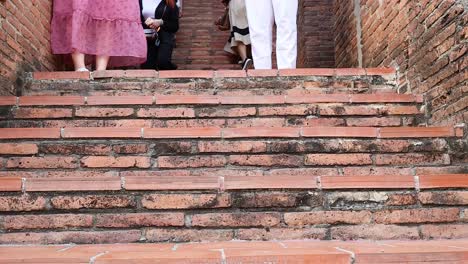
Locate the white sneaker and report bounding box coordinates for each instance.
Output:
[76,67,89,72]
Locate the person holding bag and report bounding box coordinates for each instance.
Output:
[140,0,180,70]
[51,0,147,71]
[216,0,253,70]
[245,0,298,69]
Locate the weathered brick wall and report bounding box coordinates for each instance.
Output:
[0,0,60,96]
[299,0,336,68]
[334,0,467,125]
[333,0,359,67]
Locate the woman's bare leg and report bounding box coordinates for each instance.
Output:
[236,42,248,61]
[71,51,86,71]
[96,55,110,71]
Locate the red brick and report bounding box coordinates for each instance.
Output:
[0,195,47,212]
[0,143,38,154]
[197,107,256,117]
[419,191,468,205]
[25,178,122,192]
[215,70,247,78]
[350,94,420,103]
[51,195,135,210]
[75,107,134,117]
[137,108,195,118]
[33,71,90,80]
[0,178,22,192]
[374,208,460,224]
[86,96,154,105]
[306,154,372,165]
[302,127,378,138]
[321,176,415,189]
[19,96,85,106]
[230,154,303,166]
[224,175,317,190]
[331,225,420,240]
[379,127,455,138]
[365,67,396,76]
[420,224,468,239]
[347,117,401,127]
[386,193,418,206]
[7,157,78,169]
[285,94,349,103]
[146,229,234,242]
[142,193,230,209]
[198,141,267,153]
[319,105,380,116]
[335,68,366,76]
[63,128,142,138]
[375,153,450,165]
[159,70,214,79]
[237,228,327,240]
[0,128,61,139]
[220,96,285,105]
[191,212,281,227]
[13,108,73,118]
[258,105,315,116]
[234,192,306,208]
[285,211,372,226]
[223,127,300,138]
[81,156,150,168]
[39,144,111,155]
[268,168,339,177]
[158,155,226,168]
[92,70,125,78]
[383,105,422,115]
[0,96,17,106]
[124,69,158,78]
[95,213,184,227]
[342,167,413,176]
[0,230,141,244]
[112,144,148,154]
[279,68,335,76]
[144,128,221,138]
[155,95,219,105]
[3,214,93,230]
[125,176,219,191]
[419,174,468,189]
[247,69,278,77]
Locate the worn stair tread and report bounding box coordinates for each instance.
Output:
[1,94,423,106]
[1,239,467,263]
[3,174,467,192]
[31,68,396,80]
[0,127,462,139]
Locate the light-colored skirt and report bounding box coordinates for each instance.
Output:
[51,0,147,67]
[224,0,251,54]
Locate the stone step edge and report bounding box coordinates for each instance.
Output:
[1,174,467,192]
[31,67,396,80]
[1,239,468,263]
[0,94,424,106]
[0,126,463,139]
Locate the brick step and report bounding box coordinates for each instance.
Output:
[2,240,468,262]
[0,175,467,244]
[0,129,464,176]
[2,174,467,192]
[1,95,425,128]
[24,68,397,96]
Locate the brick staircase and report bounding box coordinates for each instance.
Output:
[0,68,467,262]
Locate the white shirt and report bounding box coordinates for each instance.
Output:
[142,0,162,20]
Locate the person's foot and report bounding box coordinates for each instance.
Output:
[76,67,89,72]
[242,58,253,70]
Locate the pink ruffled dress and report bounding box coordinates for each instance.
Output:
[51,0,147,67]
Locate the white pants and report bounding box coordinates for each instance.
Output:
[245,0,298,69]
